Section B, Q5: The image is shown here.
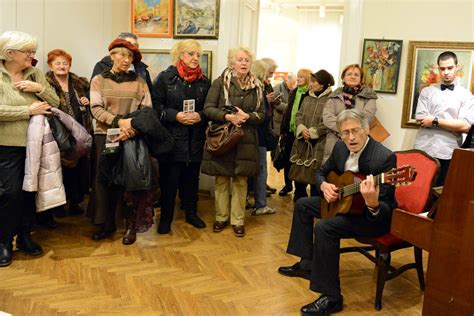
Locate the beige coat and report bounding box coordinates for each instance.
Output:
[23,115,66,212]
[322,86,377,163]
[290,87,332,173]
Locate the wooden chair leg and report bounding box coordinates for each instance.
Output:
[414,246,425,291]
[375,251,390,310]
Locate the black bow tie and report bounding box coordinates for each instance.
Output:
[441,84,454,91]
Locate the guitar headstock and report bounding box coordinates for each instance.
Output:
[383,165,417,187]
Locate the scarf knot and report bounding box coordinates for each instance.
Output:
[342,85,362,109]
[177,59,203,83]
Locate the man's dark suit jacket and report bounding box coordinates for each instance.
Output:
[315,137,397,225]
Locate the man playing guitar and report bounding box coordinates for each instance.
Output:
[278,109,397,315]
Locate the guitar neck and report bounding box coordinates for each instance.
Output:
[342,173,383,198]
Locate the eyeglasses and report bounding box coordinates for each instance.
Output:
[340,127,363,138]
[15,49,37,56]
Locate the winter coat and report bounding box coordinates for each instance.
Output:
[23,115,66,211]
[323,86,377,163]
[125,107,175,157]
[272,81,292,136]
[90,55,159,109]
[290,87,332,172]
[45,71,93,134]
[154,65,210,162]
[50,107,92,161]
[201,74,265,177]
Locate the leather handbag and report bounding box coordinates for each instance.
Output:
[205,122,244,156]
[47,115,75,153]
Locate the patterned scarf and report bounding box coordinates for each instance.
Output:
[342,85,362,109]
[289,85,309,133]
[176,59,203,83]
[222,67,262,110]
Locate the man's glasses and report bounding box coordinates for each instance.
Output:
[15,49,37,56]
[340,127,363,139]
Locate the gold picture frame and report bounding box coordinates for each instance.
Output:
[401,41,474,128]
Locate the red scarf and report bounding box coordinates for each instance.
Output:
[177,59,203,83]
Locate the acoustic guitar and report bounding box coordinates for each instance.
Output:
[320,165,416,218]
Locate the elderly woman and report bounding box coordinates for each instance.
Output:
[290,69,335,197]
[323,64,377,162]
[45,49,91,217]
[250,60,276,216]
[89,39,152,244]
[0,31,59,267]
[153,39,210,234]
[279,68,312,200]
[201,47,265,237]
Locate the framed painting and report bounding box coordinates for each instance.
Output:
[173,0,220,39]
[361,39,403,94]
[141,49,213,82]
[401,41,474,128]
[131,0,173,37]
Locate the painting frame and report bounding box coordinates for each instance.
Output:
[360,38,403,94]
[131,0,173,38]
[173,0,220,39]
[401,41,474,128]
[141,49,213,83]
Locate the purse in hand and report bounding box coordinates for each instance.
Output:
[205,122,244,156]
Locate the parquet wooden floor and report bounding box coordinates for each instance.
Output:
[0,164,425,315]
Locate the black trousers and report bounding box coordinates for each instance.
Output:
[0,146,36,244]
[158,161,201,225]
[436,158,450,187]
[286,196,390,299]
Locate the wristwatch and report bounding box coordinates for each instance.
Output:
[432,117,439,127]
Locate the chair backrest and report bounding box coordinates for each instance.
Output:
[395,149,440,214]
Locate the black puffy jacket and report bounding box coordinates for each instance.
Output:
[153,65,211,163]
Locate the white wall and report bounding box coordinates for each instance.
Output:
[0,0,259,81]
[256,6,343,84]
[361,0,474,151]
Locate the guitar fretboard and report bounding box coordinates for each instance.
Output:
[341,173,384,197]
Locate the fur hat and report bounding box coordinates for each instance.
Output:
[311,70,335,87]
[108,38,142,63]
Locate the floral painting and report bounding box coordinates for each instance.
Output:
[141,50,212,82]
[401,41,474,128]
[131,0,173,37]
[361,39,403,94]
[173,0,220,39]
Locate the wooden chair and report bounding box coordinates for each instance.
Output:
[340,149,440,310]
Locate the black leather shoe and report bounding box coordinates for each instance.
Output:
[232,225,245,237]
[91,228,115,241]
[301,295,343,315]
[213,221,228,232]
[0,243,13,267]
[266,184,277,193]
[278,262,311,280]
[16,234,43,256]
[36,216,58,229]
[186,214,206,229]
[279,186,293,196]
[157,222,171,234]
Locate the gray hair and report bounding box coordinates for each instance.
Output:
[117,32,137,40]
[336,109,369,131]
[261,57,278,69]
[227,47,255,68]
[251,60,268,82]
[286,73,296,81]
[0,30,37,61]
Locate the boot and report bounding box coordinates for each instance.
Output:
[185,210,206,229]
[0,242,13,267]
[16,232,43,256]
[122,213,137,245]
[91,224,116,241]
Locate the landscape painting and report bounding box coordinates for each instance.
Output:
[174,0,220,39]
[131,0,173,37]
